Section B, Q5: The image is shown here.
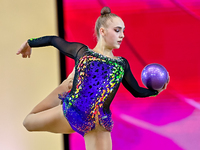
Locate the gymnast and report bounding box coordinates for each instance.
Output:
[16,7,168,150]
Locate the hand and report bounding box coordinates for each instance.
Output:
[16,41,32,58]
[157,73,170,94]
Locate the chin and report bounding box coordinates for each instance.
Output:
[109,44,120,50]
[114,45,120,49]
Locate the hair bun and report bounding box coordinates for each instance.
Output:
[101,7,111,15]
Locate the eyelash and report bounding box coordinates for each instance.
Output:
[114,29,120,32]
[114,29,125,33]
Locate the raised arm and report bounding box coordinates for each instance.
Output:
[122,58,158,97]
[17,36,87,59]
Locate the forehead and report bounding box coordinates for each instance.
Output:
[107,17,125,28]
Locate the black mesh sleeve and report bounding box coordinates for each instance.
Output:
[27,36,86,59]
[122,58,158,97]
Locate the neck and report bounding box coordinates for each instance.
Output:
[93,40,114,58]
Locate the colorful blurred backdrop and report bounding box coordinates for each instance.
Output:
[62,0,200,150]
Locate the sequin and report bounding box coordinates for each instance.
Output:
[59,49,125,136]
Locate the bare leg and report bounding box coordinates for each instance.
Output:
[23,105,75,134]
[28,69,75,114]
[23,69,75,131]
[84,126,112,150]
[28,78,73,114]
[22,67,112,149]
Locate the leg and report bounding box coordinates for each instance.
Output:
[23,69,75,131]
[84,126,112,150]
[28,78,73,114]
[23,105,75,134]
[29,69,75,114]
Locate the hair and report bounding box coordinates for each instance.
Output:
[95,7,119,39]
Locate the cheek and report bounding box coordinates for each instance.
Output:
[106,34,119,48]
[107,33,117,42]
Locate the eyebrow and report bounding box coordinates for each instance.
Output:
[115,26,125,30]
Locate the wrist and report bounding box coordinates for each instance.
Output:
[26,41,30,47]
[27,39,31,47]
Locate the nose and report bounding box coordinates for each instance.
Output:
[120,31,124,39]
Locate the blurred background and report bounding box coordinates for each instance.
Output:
[62,0,200,150]
[0,0,62,150]
[1,0,200,150]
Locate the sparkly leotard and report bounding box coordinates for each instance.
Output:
[28,36,158,136]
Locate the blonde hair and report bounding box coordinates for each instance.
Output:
[95,7,119,39]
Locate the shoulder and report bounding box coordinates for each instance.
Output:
[75,43,89,58]
[120,57,129,65]
[119,57,130,71]
[76,43,88,52]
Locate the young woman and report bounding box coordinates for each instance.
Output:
[17,7,168,150]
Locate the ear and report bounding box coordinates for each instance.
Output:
[99,27,106,36]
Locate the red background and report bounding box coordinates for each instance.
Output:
[63,0,200,149]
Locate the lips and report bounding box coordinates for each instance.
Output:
[117,41,122,45]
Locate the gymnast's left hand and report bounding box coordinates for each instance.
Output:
[16,41,32,58]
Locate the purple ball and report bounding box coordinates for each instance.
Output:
[141,63,168,90]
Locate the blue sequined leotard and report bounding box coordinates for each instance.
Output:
[28,36,158,136]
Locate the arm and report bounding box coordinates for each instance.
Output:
[122,58,158,97]
[17,36,86,59]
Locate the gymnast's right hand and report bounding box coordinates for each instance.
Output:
[16,41,32,58]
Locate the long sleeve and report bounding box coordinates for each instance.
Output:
[122,58,158,97]
[28,36,87,59]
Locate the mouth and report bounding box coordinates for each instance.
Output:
[117,41,122,45]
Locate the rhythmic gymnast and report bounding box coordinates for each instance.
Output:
[16,7,168,150]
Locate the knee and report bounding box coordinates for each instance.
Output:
[23,115,34,132]
[68,80,73,89]
[60,78,73,89]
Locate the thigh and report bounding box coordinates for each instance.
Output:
[84,126,112,150]
[29,78,73,114]
[25,105,75,134]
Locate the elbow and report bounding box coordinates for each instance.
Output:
[130,91,140,98]
[134,95,140,98]
[131,92,146,98]
[133,95,142,98]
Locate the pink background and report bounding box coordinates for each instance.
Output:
[63,0,200,149]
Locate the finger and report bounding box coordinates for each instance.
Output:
[167,72,170,82]
[16,50,21,55]
[22,54,26,58]
[157,89,163,94]
[163,83,168,89]
[26,52,31,58]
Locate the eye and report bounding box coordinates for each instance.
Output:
[114,29,120,32]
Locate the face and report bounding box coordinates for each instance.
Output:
[101,17,125,49]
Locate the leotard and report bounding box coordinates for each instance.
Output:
[28,36,158,136]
